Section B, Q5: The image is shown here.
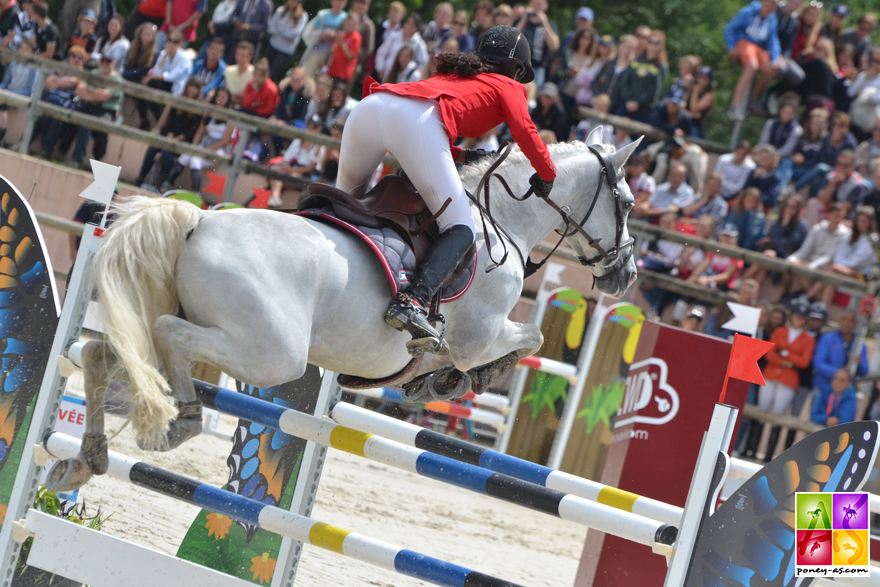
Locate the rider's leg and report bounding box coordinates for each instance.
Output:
[337,93,394,195]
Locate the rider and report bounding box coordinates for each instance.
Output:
[337,26,557,355]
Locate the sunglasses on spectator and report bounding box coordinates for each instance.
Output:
[454,20,467,26]
[168,37,183,44]
[832,121,847,127]
[637,34,649,39]
[69,55,84,61]
[648,39,662,45]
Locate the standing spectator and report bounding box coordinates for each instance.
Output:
[268,65,310,153]
[558,27,595,111]
[1,0,24,50]
[125,0,167,41]
[784,300,827,450]
[633,25,650,58]
[790,1,821,60]
[298,0,346,78]
[636,211,686,318]
[649,89,692,138]
[682,172,729,228]
[59,0,98,46]
[775,0,803,58]
[241,57,278,117]
[777,107,829,193]
[421,2,452,54]
[806,149,871,223]
[231,0,271,57]
[796,38,837,116]
[491,5,513,29]
[683,66,715,138]
[203,0,236,56]
[744,193,807,286]
[326,13,361,86]
[67,52,123,168]
[821,4,847,54]
[469,0,493,44]
[32,45,84,156]
[513,0,559,89]
[375,0,403,50]
[447,11,474,54]
[552,6,593,80]
[160,0,206,50]
[318,83,355,132]
[265,0,308,82]
[724,0,782,120]
[811,368,857,426]
[267,115,325,207]
[374,14,427,82]
[32,1,60,59]
[0,36,38,145]
[842,13,876,70]
[787,202,851,296]
[714,140,756,201]
[725,187,768,250]
[806,111,859,196]
[811,310,868,397]
[121,22,157,85]
[529,82,567,142]
[633,163,695,219]
[67,9,96,55]
[759,96,802,158]
[591,33,635,113]
[744,144,783,210]
[303,72,331,121]
[384,45,420,84]
[136,30,192,126]
[93,13,129,71]
[223,40,254,106]
[191,36,226,99]
[747,300,815,462]
[616,29,667,123]
[625,153,655,206]
[350,0,374,85]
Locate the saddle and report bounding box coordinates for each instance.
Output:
[297,175,475,282]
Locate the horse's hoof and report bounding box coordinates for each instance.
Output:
[405,336,449,358]
[137,418,202,452]
[400,374,432,402]
[46,455,93,493]
[428,369,471,402]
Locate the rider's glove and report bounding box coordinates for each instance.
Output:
[463,149,492,165]
[529,173,554,199]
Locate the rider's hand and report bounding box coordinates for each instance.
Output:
[529,173,554,198]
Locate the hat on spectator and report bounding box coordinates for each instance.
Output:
[575,7,594,21]
[598,34,615,46]
[667,86,686,105]
[808,301,828,320]
[832,4,848,17]
[686,308,704,322]
[698,66,713,80]
[308,114,322,127]
[790,299,809,317]
[720,223,739,237]
[539,82,559,98]
[78,8,97,22]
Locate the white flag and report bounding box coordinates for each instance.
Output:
[721,302,762,337]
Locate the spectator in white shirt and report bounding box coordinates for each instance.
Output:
[136,30,192,127]
[786,202,851,295]
[625,153,656,206]
[633,163,696,219]
[265,0,308,82]
[714,140,756,201]
[374,13,428,81]
[807,206,878,305]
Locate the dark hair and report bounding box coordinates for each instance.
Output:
[209,36,226,48]
[98,13,125,47]
[386,45,415,83]
[236,40,255,56]
[626,153,645,167]
[31,1,48,18]
[403,13,422,29]
[435,51,494,76]
[781,193,804,230]
[851,205,877,245]
[208,87,231,124]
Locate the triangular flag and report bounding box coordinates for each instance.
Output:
[721,302,762,337]
[719,334,775,403]
[203,172,226,197]
[78,160,120,205]
[362,75,380,97]
[249,187,270,209]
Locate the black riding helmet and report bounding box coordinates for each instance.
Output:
[474,26,535,84]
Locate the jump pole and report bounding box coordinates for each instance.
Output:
[33,433,526,587]
[350,387,511,414]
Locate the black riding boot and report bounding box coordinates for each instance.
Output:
[743,421,763,459]
[385,225,473,356]
[763,426,782,463]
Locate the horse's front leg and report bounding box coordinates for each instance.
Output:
[46,340,114,492]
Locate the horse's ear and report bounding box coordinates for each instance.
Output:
[585,125,604,146]
[611,136,644,171]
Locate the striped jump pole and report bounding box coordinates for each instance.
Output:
[38,433,522,587]
[330,402,683,527]
[192,382,677,550]
[345,388,508,431]
[516,356,579,384]
[350,387,511,414]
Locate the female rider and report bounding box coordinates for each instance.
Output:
[337,26,556,356]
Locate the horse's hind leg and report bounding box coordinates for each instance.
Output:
[46,340,115,492]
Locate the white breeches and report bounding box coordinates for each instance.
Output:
[757,380,796,414]
[178,147,226,171]
[337,92,475,237]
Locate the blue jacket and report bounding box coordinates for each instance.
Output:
[724,1,782,63]
[812,330,868,391]
[811,384,857,425]
[0,62,37,96]
[725,208,768,251]
[192,57,227,97]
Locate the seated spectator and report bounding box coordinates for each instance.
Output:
[420,2,452,54]
[133,77,204,190]
[0,37,38,145]
[777,107,829,195]
[805,111,859,197]
[384,45,420,84]
[230,0,271,57]
[682,172,728,228]
[319,117,344,182]
[789,1,821,61]
[591,34,636,112]
[724,0,782,120]
[530,83,567,143]
[786,202,850,293]
[854,120,880,176]
[191,36,227,99]
[66,9,97,55]
[93,14,129,71]
[811,368,857,426]
[724,187,768,250]
[66,52,124,168]
[714,140,756,201]
[633,163,695,219]
[327,13,362,86]
[374,13,428,83]
[267,114,325,207]
[864,166,880,219]
[649,88,692,138]
[616,29,667,123]
[680,307,704,332]
[265,0,308,82]
[744,144,783,210]
[32,1,61,60]
[703,279,765,341]
[573,93,613,143]
[744,193,808,286]
[224,40,254,106]
[683,66,715,138]
[446,11,474,54]
[636,211,685,318]
[164,87,233,192]
[318,83,356,133]
[796,38,837,115]
[241,57,279,118]
[806,206,879,305]
[758,96,802,159]
[805,149,871,224]
[136,30,193,128]
[121,23,157,85]
[678,214,717,280]
[687,223,744,290]
[625,153,655,206]
[270,65,309,125]
[846,47,880,138]
[34,45,85,157]
[304,73,331,122]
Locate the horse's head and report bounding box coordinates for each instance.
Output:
[562,127,641,298]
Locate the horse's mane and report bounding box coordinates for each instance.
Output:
[459,140,616,182]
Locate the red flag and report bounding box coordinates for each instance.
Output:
[719,333,775,403]
[249,187,270,209]
[204,172,226,197]
[362,75,380,97]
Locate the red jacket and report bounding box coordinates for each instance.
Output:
[374,72,556,181]
[242,78,279,118]
[327,30,362,81]
[762,326,816,389]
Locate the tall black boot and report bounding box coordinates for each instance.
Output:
[385,225,473,356]
[743,421,763,459]
[763,426,782,463]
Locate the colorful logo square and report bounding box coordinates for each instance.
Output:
[832,530,869,566]
[796,493,832,530]
[797,530,832,565]
[832,494,869,529]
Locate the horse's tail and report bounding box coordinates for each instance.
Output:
[95,196,203,448]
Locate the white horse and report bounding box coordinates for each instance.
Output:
[46,129,641,492]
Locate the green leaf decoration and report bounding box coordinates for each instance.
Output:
[576,379,626,435]
[521,371,569,419]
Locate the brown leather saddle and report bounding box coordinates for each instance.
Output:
[297,175,475,279]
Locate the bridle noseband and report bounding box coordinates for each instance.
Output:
[470,143,634,279]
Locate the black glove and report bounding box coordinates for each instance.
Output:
[529,172,554,198]
[463,148,492,165]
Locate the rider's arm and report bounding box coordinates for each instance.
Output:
[499,84,556,181]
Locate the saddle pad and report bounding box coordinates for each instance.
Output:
[295,209,476,304]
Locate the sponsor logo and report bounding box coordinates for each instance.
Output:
[615,358,679,429]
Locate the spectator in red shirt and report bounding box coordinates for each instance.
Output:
[337,26,555,355]
[161,0,207,48]
[327,14,362,85]
[242,57,279,117]
[125,0,167,40]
